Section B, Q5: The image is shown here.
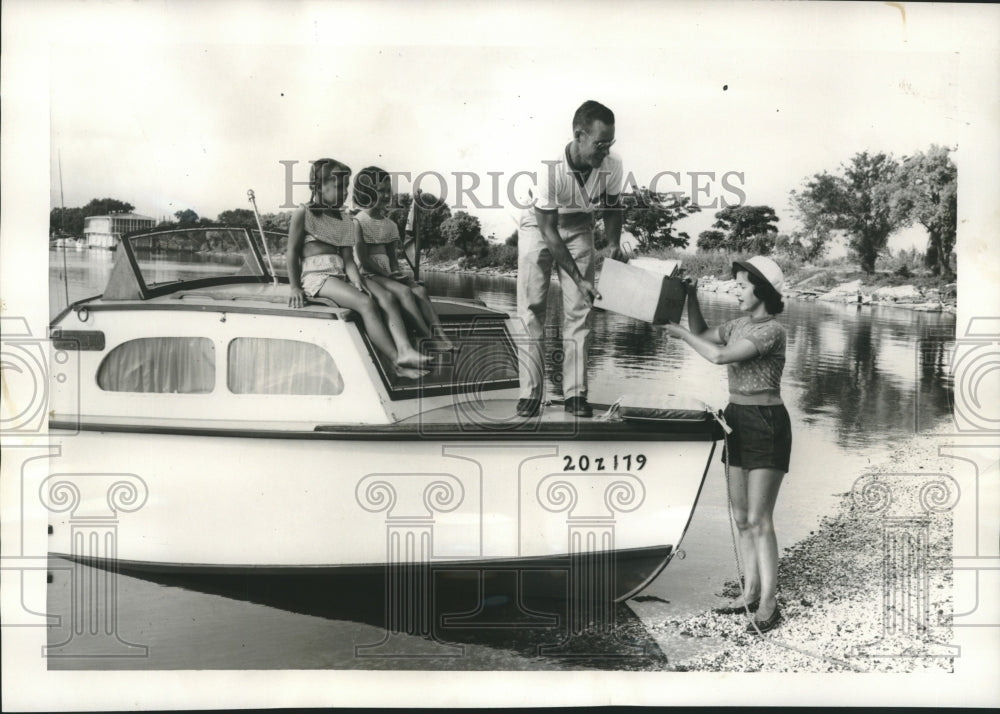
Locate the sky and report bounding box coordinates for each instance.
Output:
[48,3,966,253]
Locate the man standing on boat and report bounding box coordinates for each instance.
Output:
[516,100,639,418]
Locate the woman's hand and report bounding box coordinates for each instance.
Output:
[660,320,688,338]
[351,277,366,294]
[682,277,699,297]
[288,286,306,308]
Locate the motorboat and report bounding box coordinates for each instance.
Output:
[46,225,722,609]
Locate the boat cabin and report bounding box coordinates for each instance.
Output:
[49,226,523,431]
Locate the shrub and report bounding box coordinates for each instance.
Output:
[425,244,465,263]
[464,243,518,271]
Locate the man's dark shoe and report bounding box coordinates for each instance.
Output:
[564,396,593,418]
[516,398,541,418]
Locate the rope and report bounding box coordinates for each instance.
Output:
[717,408,868,672]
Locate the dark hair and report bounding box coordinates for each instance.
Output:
[572,100,615,132]
[733,266,785,315]
[309,158,351,196]
[353,165,390,210]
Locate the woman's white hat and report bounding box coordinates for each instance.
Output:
[732,255,784,296]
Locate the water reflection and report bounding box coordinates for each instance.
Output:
[424,271,955,450]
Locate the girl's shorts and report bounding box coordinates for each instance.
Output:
[367,253,392,275]
[301,253,346,297]
[720,403,792,473]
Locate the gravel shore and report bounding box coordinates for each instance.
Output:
[645,426,956,673]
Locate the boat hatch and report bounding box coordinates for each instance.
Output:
[367,315,519,400]
[106,227,272,300]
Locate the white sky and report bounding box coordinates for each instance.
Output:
[47,2,967,253]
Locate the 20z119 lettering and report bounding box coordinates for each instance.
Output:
[563,454,647,472]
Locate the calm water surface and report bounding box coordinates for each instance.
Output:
[47,249,955,669]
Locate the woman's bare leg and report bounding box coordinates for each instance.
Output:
[727,465,761,607]
[746,468,785,619]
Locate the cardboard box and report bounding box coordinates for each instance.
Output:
[594,257,687,324]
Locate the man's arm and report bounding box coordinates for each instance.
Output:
[603,195,623,251]
[535,208,598,305]
[603,194,643,260]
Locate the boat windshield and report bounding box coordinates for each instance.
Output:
[251,229,289,278]
[123,228,267,289]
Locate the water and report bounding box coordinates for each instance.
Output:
[47,249,956,668]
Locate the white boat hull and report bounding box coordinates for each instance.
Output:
[47,428,714,575]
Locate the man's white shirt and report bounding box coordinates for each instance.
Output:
[532,148,624,215]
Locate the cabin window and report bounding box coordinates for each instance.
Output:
[227,338,344,395]
[97,337,215,393]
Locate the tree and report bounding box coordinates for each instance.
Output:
[788,178,838,261]
[215,208,257,228]
[696,229,727,252]
[50,207,84,237]
[174,209,200,225]
[440,211,485,257]
[791,152,902,274]
[621,188,701,250]
[890,145,957,279]
[711,205,779,253]
[81,198,134,217]
[261,211,292,232]
[504,230,518,247]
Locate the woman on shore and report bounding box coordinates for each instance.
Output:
[662,256,791,634]
[286,158,430,377]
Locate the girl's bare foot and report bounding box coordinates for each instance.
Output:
[396,365,430,380]
[397,349,432,367]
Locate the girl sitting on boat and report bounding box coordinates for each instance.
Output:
[287,158,431,377]
[351,165,453,348]
[661,256,791,635]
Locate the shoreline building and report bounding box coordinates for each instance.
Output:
[84,213,155,249]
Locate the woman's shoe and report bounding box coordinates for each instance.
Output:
[713,598,760,615]
[746,606,782,634]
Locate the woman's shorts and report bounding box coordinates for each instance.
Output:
[720,403,792,473]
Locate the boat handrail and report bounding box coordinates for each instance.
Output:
[169,291,289,305]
